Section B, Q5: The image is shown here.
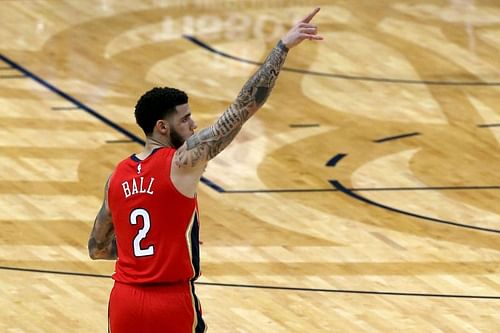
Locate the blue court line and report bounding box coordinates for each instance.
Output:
[200,177,225,192]
[0,53,225,192]
[373,132,421,143]
[183,35,500,86]
[330,179,500,234]
[326,153,347,167]
[1,265,498,299]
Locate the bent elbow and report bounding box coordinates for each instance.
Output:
[88,248,98,260]
[88,237,102,260]
[88,240,102,260]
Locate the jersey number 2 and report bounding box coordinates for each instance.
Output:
[130,208,155,257]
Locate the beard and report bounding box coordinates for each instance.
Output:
[170,128,185,149]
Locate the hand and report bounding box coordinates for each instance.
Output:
[281,7,323,49]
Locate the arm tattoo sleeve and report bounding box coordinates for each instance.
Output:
[88,178,117,260]
[179,41,288,167]
[88,212,117,260]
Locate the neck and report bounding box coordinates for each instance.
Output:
[137,135,173,159]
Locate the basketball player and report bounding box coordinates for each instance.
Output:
[88,7,322,333]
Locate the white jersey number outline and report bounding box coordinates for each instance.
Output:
[129,208,155,257]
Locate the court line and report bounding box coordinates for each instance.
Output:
[330,180,500,234]
[0,53,224,193]
[224,188,336,193]
[0,265,497,300]
[183,35,500,86]
[0,265,109,278]
[326,153,347,166]
[198,281,500,300]
[373,132,421,143]
[222,185,500,194]
[354,185,500,191]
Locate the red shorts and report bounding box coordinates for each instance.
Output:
[108,281,206,333]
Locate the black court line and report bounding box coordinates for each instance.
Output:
[51,106,81,111]
[0,53,225,193]
[330,180,500,234]
[225,188,337,193]
[223,184,500,194]
[478,123,500,128]
[373,132,421,143]
[198,281,500,300]
[183,35,500,87]
[1,266,498,300]
[0,265,109,279]
[354,185,500,191]
[289,124,320,128]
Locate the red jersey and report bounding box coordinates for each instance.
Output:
[107,147,201,284]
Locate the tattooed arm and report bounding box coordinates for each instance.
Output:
[88,177,117,260]
[174,8,323,169]
[174,41,287,168]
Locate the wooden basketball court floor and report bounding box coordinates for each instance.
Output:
[1,0,499,332]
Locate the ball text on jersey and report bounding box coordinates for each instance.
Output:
[121,177,155,199]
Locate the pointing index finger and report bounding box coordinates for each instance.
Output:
[301,7,320,23]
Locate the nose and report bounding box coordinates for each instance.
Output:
[191,119,197,130]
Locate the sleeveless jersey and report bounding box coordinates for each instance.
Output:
[107,147,201,284]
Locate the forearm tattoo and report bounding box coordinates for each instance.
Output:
[88,194,117,260]
[178,41,288,167]
[88,234,116,260]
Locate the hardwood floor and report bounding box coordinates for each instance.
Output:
[0,0,499,332]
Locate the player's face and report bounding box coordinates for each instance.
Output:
[170,103,197,148]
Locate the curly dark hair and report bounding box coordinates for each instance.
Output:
[134,87,188,135]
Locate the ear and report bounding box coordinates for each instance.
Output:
[155,119,170,135]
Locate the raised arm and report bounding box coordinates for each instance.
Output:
[174,8,322,169]
[88,177,117,260]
